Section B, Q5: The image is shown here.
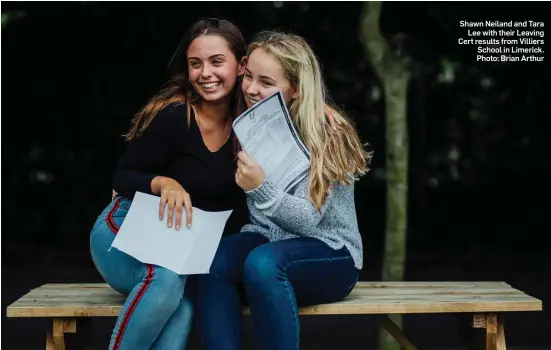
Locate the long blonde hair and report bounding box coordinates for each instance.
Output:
[247,31,372,209]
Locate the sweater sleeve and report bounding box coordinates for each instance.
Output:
[112,104,185,198]
[245,177,336,236]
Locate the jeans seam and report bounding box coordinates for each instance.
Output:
[281,276,299,350]
[282,256,353,270]
[280,255,353,349]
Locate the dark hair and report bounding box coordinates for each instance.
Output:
[125,18,246,140]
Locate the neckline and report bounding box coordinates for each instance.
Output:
[190,106,233,154]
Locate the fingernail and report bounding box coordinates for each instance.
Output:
[168,222,172,228]
[159,216,162,220]
[187,223,191,228]
[176,225,180,230]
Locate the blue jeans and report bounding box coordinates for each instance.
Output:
[196,231,359,350]
[90,197,193,350]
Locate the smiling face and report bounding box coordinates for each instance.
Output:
[187,34,242,103]
[242,48,298,108]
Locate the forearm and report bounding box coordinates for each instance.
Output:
[247,179,328,235]
[112,169,157,197]
[112,105,181,198]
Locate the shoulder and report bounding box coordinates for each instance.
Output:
[140,102,188,138]
[152,102,188,127]
[130,102,189,143]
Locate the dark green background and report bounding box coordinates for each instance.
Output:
[2,2,549,348]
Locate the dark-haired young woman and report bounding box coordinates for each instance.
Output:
[89,18,248,350]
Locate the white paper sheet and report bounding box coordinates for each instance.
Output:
[110,192,233,275]
[232,91,310,192]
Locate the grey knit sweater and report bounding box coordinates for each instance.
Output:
[241,175,364,269]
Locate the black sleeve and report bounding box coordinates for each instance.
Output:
[112,104,186,198]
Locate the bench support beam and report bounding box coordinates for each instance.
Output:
[485,313,506,350]
[381,314,418,350]
[46,318,76,350]
[471,313,506,350]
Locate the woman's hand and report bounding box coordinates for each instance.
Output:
[236,152,266,192]
[152,176,192,230]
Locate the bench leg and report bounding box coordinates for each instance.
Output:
[46,318,77,350]
[46,332,54,350]
[380,315,418,350]
[485,313,506,350]
[472,313,506,350]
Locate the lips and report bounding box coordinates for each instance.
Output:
[199,82,221,90]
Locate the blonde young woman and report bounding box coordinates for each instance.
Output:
[196,31,371,350]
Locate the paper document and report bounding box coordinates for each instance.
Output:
[111,192,233,275]
[232,91,310,192]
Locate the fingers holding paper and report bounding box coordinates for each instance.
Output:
[236,151,266,192]
[158,177,192,230]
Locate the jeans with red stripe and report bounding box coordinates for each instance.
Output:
[90,197,193,350]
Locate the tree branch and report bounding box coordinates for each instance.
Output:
[359,1,390,80]
[359,1,410,83]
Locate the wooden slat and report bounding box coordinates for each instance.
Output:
[36,281,511,289]
[12,293,538,305]
[29,287,522,297]
[346,288,522,295]
[6,282,542,318]
[353,282,511,288]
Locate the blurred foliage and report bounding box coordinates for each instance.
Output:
[1,10,26,29]
[1,2,548,260]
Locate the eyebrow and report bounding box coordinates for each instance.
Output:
[245,68,276,82]
[188,54,226,61]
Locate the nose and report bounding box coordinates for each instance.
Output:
[201,64,213,78]
[246,81,259,96]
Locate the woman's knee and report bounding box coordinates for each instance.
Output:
[208,241,242,283]
[243,245,283,286]
[151,267,186,295]
[146,267,187,310]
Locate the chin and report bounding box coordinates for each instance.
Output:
[200,91,227,103]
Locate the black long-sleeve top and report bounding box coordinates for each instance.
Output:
[113,103,248,235]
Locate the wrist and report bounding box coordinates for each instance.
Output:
[151,176,167,194]
[251,172,266,191]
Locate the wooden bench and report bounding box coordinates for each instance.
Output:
[6,281,542,350]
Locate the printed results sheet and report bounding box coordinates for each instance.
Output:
[232,91,310,192]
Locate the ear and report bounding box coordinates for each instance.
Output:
[291,86,299,100]
[238,56,248,76]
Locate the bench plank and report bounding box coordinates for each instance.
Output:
[36,281,513,289]
[6,282,542,318]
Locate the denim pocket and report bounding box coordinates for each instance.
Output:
[111,197,131,217]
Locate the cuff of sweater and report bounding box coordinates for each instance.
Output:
[246,178,281,209]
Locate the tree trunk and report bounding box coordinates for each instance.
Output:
[359,2,411,350]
